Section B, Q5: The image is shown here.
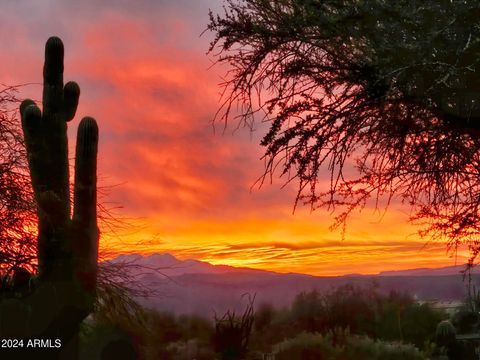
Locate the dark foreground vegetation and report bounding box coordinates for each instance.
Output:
[80,283,480,359]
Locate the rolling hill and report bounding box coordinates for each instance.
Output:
[105,253,478,315]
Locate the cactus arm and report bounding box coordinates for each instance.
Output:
[73,116,98,229]
[20,102,59,278]
[42,36,70,224]
[43,36,64,115]
[20,101,44,197]
[73,116,99,297]
[19,98,36,118]
[64,81,80,122]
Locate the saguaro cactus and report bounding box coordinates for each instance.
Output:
[0,37,99,359]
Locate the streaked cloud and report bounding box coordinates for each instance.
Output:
[0,0,465,275]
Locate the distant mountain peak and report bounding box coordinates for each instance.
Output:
[108,252,263,277]
[148,252,174,258]
[146,252,179,262]
[106,253,478,316]
[378,264,476,277]
[108,253,477,278]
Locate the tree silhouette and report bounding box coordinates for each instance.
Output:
[214,295,255,360]
[0,86,37,275]
[207,0,480,259]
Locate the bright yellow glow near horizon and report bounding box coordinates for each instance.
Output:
[100,208,470,276]
[5,1,472,278]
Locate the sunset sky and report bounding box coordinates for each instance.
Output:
[0,0,470,276]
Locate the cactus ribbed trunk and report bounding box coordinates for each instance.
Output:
[0,37,99,359]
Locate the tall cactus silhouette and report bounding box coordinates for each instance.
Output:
[0,36,99,359]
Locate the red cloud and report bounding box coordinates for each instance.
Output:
[0,0,461,275]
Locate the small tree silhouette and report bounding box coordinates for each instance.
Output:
[207,0,480,259]
[214,294,255,360]
[0,86,37,275]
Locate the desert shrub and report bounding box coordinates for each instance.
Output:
[395,302,445,348]
[289,285,384,336]
[285,285,445,349]
[80,290,147,359]
[166,338,216,360]
[83,302,216,360]
[146,310,183,344]
[80,322,142,360]
[273,332,425,360]
[256,306,293,345]
[213,302,254,360]
[290,290,324,333]
[142,310,215,360]
[451,308,480,334]
[254,303,275,333]
[273,332,337,360]
[342,335,424,360]
[177,314,214,343]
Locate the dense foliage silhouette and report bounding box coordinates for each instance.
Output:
[207,0,480,260]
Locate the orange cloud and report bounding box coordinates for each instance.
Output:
[0,0,467,276]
